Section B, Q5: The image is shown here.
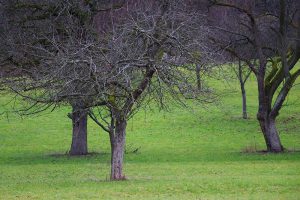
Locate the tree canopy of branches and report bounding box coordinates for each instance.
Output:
[0,0,129,156]
[0,0,150,156]
[1,0,212,180]
[210,0,300,152]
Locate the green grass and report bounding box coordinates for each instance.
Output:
[0,74,300,199]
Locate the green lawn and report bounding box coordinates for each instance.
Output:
[0,74,300,199]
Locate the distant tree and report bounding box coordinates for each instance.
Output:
[196,64,203,90]
[210,0,300,152]
[233,59,251,119]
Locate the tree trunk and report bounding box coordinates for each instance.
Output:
[110,119,127,180]
[196,64,202,90]
[238,60,248,119]
[70,106,88,156]
[256,69,284,153]
[241,82,248,119]
[258,116,284,152]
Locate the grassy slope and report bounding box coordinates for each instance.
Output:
[0,74,300,199]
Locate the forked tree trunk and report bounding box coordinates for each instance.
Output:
[70,106,88,156]
[258,115,284,152]
[256,70,284,152]
[110,119,127,180]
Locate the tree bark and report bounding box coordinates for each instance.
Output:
[110,118,127,180]
[70,105,88,156]
[256,71,284,153]
[241,83,248,119]
[258,116,284,152]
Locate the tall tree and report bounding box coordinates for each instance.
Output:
[86,0,212,180]
[1,0,212,180]
[210,0,300,152]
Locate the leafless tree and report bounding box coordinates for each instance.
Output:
[1,0,212,180]
[232,59,251,119]
[89,0,213,180]
[0,0,128,156]
[210,0,300,152]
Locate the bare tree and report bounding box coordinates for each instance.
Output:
[88,0,212,180]
[1,0,212,180]
[210,0,300,152]
[232,59,251,119]
[0,0,126,155]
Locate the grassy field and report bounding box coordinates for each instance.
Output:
[0,74,300,199]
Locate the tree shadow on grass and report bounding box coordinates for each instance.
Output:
[0,151,110,166]
[48,151,106,158]
[1,148,300,166]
